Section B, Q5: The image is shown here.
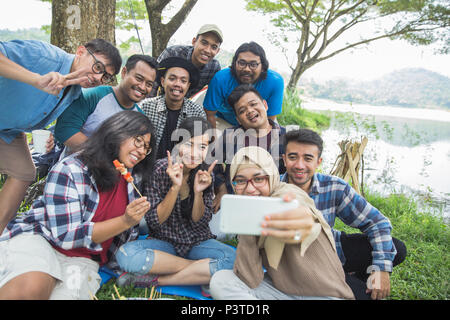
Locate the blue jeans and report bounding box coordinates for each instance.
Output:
[116,238,236,276]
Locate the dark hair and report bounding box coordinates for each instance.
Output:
[78,110,156,191]
[230,41,269,81]
[173,117,214,219]
[227,83,264,114]
[125,54,158,72]
[84,38,122,75]
[175,116,214,145]
[284,129,324,157]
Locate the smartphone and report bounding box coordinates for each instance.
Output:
[219,194,299,235]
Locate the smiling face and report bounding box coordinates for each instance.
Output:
[235,51,262,84]
[233,166,270,197]
[283,141,322,192]
[178,133,210,170]
[118,133,151,169]
[161,67,191,104]
[119,60,156,103]
[191,32,221,68]
[233,91,269,130]
[74,46,116,88]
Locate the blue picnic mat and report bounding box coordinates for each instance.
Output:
[98,266,212,300]
[99,238,237,301]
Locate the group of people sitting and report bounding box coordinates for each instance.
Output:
[0,23,406,300]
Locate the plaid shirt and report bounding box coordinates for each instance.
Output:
[0,154,140,273]
[143,158,215,257]
[212,120,286,193]
[281,172,396,272]
[150,45,221,98]
[139,95,206,148]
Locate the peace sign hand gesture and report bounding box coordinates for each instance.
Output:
[36,68,89,95]
[194,160,217,194]
[166,151,183,189]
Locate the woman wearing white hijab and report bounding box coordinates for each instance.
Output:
[209,146,354,300]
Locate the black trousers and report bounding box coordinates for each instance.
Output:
[340,232,407,300]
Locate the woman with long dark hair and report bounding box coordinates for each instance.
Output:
[116,117,236,289]
[0,110,156,299]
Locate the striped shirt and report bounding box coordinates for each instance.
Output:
[281,172,396,272]
[0,154,140,272]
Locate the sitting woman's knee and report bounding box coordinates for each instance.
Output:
[116,242,155,274]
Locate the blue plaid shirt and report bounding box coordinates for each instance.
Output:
[0,154,140,272]
[281,172,396,272]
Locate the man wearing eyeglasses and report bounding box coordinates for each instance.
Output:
[203,42,284,131]
[209,84,286,213]
[54,55,158,154]
[0,38,122,234]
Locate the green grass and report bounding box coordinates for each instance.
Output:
[334,191,449,300]
[277,89,330,131]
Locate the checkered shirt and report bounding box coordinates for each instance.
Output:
[150,45,221,98]
[139,95,207,148]
[0,154,140,273]
[281,172,396,272]
[143,158,216,257]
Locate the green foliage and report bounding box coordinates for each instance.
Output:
[116,0,148,31]
[278,89,330,131]
[377,0,450,54]
[245,0,450,88]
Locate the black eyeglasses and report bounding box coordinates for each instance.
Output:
[232,175,269,190]
[86,48,115,84]
[133,136,152,155]
[236,60,261,70]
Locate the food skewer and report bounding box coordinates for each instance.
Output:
[113,159,143,197]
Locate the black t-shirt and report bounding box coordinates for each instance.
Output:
[157,108,181,160]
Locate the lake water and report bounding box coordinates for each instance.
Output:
[300,97,450,221]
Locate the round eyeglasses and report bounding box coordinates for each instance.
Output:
[86,48,115,84]
[236,59,261,70]
[133,136,152,155]
[232,175,269,190]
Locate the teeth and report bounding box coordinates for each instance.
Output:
[130,154,138,161]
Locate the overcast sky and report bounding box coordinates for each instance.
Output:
[1,0,448,81]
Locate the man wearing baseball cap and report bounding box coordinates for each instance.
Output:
[140,57,207,159]
[150,24,223,98]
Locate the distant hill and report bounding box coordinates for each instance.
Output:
[300,68,450,110]
[0,28,50,42]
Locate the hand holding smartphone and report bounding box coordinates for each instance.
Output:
[219,194,299,235]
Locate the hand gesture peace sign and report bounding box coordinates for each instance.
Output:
[166,150,184,188]
[36,68,90,95]
[193,160,218,194]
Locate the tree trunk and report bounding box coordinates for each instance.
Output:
[51,0,116,53]
[144,0,199,57]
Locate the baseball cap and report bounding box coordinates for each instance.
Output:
[197,24,223,43]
